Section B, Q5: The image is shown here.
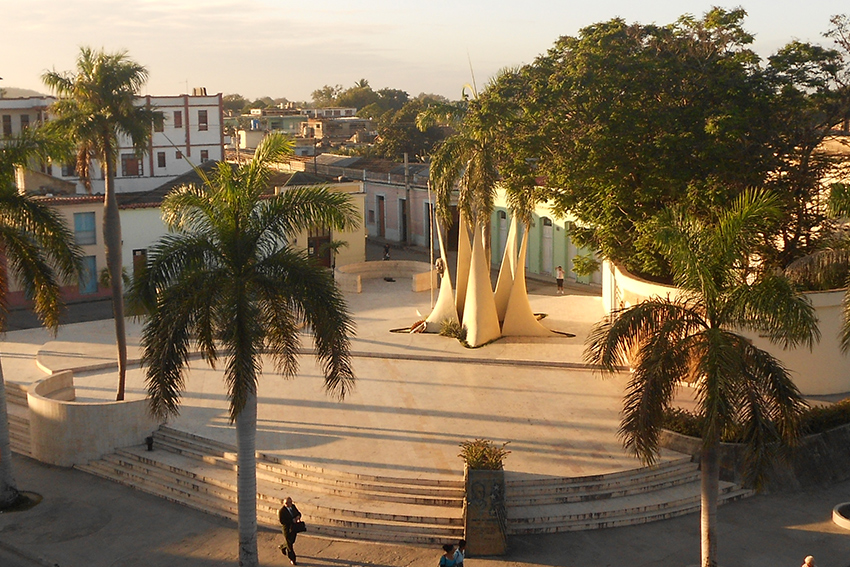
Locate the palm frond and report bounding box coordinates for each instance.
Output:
[584,298,706,372]
[260,249,356,399]
[724,273,819,349]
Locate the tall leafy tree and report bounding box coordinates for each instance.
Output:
[371,99,444,161]
[0,127,81,508]
[507,9,779,277]
[130,133,358,567]
[585,189,818,567]
[42,47,162,401]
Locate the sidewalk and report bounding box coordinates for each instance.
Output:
[2,453,848,567]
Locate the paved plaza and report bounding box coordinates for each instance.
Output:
[1,257,848,566]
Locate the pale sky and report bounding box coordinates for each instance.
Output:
[1,0,844,102]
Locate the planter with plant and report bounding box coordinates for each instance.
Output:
[459,439,509,556]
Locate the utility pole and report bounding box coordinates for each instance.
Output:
[404,152,411,244]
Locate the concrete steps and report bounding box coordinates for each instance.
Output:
[77,425,754,542]
[506,457,700,505]
[5,383,30,456]
[78,425,464,545]
[506,458,754,535]
[5,383,28,406]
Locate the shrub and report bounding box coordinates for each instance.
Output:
[459,439,510,470]
[571,254,600,277]
[801,399,850,435]
[662,399,850,440]
[439,318,466,342]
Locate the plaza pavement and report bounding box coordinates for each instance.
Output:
[0,248,848,566]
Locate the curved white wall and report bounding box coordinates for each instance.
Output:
[27,371,162,467]
[603,262,850,396]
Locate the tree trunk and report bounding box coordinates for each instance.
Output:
[103,149,127,401]
[700,438,719,567]
[236,391,259,567]
[0,358,20,508]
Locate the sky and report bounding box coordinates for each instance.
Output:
[1,0,845,103]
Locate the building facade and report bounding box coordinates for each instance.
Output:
[1,92,224,195]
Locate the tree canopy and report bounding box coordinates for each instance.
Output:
[484,8,850,278]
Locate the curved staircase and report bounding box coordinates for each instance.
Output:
[76,426,465,544]
[5,383,31,456]
[506,457,753,534]
[75,425,754,544]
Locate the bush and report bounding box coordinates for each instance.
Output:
[662,400,850,440]
[571,254,600,277]
[459,439,510,470]
[801,399,850,435]
[439,319,466,342]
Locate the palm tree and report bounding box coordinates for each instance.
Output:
[130,133,358,567]
[42,47,162,401]
[584,189,819,567]
[0,128,81,508]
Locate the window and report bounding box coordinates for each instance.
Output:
[175,150,183,159]
[79,256,98,295]
[157,152,166,168]
[1,115,11,137]
[61,163,77,177]
[20,114,30,130]
[132,249,147,281]
[173,110,183,129]
[121,154,143,176]
[200,150,209,163]
[74,212,96,245]
[154,116,163,132]
[198,110,208,131]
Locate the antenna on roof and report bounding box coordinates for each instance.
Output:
[466,51,478,99]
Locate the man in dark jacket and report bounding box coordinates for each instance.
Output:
[278,496,302,565]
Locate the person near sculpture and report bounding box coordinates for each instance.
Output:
[555,265,565,295]
[278,496,302,565]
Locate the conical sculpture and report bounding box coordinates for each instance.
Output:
[501,223,553,337]
[425,220,460,332]
[462,222,502,347]
[493,215,518,323]
[454,214,472,322]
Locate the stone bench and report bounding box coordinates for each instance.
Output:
[335,260,437,293]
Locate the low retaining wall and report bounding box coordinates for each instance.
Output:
[659,423,850,492]
[602,261,850,395]
[335,260,437,293]
[27,370,161,467]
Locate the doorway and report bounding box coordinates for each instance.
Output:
[377,195,385,238]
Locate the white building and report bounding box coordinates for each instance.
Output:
[1,91,224,194]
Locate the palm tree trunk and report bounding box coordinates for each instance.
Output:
[103,149,128,401]
[700,438,719,567]
[236,391,259,567]
[0,358,20,508]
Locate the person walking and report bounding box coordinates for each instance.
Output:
[383,243,391,261]
[802,556,816,567]
[278,496,302,565]
[439,544,457,567]
[555,265,565,295]
[453,539,466,567]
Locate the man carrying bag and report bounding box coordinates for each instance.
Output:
[278,496,305,565]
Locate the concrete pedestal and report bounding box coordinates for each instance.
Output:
[463,467,507,556]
